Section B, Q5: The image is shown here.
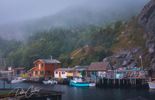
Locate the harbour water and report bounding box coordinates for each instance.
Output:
[0,80,155,100]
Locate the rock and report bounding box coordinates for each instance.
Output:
[106,49,138,69]
[122,60,128,66]
[128,63,137,68]
[132,48,140,53]
[138,0,155,34]
[151,58,155,70]
[138,0,155,70]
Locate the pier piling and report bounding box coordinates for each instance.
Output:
[96,78,147,88]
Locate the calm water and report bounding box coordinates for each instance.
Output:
[0,80,155,100]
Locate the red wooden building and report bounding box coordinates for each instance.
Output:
[30,58,61,78]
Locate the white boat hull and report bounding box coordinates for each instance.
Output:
[43,80,57,85]
[11,79,26,84]
[148,82,155,89]
[43,81,49,84]
[89,83,96,87]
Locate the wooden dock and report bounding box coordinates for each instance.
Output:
[96,78,148,88]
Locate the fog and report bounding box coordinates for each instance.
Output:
[0,0,78,24]
[0,0,148,25]
[0,0,149,40]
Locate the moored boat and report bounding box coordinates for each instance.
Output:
[42,80,57,85]
[11,77,26,84]
[148,81,155,89]
[70,77,96,87]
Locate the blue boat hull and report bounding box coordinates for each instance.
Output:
[70,81,90,87]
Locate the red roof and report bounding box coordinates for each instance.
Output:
[29,67,40,71]
[87,62,108,71]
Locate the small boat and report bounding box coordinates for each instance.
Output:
[70,77,96,87]
[11,77,26,84]
[42,80,57,85]
[148,81,155,89]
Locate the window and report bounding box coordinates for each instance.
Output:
[40,71,44,75]
[62,71,65,74]
[55,71,58,74]
[46,71,50,74]
[39,64,41,70]
[35,71,38,75]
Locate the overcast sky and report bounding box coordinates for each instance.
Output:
[0,0,80,24]
[0,0,148,25]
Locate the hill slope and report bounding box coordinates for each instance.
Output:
[0,0,154,69]
[138,0,155,70]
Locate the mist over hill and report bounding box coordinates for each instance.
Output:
[0,0,148,40]
[0,0,152,68]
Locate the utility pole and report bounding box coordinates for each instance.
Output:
[139,55,143,70]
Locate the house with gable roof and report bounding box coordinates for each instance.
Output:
[29,57,61,79]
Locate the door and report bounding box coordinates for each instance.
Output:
[59,72,61,78]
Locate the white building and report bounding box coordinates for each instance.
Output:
[54,68,73,79]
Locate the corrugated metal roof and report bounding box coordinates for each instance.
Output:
[55,68,73,71]
[34,59,61,64]
[42,59,61,64]
[88,62,108,71]
[74,66,88,71]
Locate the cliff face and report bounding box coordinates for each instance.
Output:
[138,0,155,70]
[139,0,155,34]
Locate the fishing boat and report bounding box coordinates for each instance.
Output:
[42,80,57,85]
[70,77,96,87]
[148,81,155,89]
[11,77,26,84]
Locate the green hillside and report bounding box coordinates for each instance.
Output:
[0,17,148,69]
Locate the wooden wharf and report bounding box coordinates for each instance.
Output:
[96,78,148,88]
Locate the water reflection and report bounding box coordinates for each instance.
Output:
[0,81,155,100]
